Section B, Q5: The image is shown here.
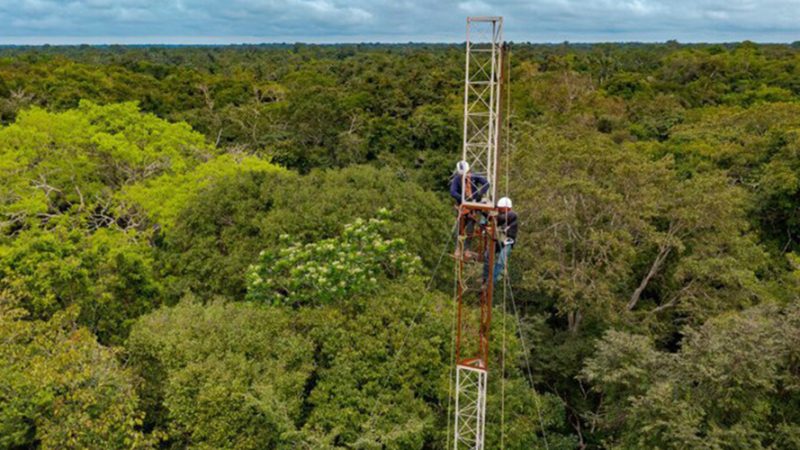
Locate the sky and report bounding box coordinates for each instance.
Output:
[1,0,799,45]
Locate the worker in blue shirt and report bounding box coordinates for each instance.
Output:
[450,160,490,205]
[451,160,490,261]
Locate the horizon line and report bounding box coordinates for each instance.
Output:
[1,33,799,46]
[1,39,799,47]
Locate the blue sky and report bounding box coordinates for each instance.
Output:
[1,0,799,44]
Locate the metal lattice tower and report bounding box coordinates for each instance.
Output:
[453,16,505,450]
[454,366,487,449]
[461,16,503,208]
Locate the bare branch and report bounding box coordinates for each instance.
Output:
[651,279,696,314]
[627,244,672,311]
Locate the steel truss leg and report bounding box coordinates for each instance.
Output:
[454,365,487,450]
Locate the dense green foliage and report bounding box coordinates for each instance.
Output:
[0,304,152,449]
[584,303,800,449]
[246,213,421,306]
[127,283,569,449]
[156,164,450,302]
[2,41,800,448]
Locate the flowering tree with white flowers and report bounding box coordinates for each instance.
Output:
[246,210,421,306]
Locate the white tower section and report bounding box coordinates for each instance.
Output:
[454,365,488,450]
[461,16,503,208]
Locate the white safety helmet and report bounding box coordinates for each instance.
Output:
[456,160,470,175]
[498,197,513,209]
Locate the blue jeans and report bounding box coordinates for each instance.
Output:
[484,243,513,284]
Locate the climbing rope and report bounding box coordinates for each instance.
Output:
[427,213,461,291]
[506,278,551,450]
[500,250,508,449]
[504,43,512,199]
[499,42,551,450]
[499,41,512,450]
[360,212,460,445]
[445,232,460,450]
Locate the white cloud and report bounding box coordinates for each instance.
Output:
[458,1,492,14]
[11,14,67,29]
[705,10,730,20]
[620,0,662,15]
[1,0,799,43]
[19,0,57,13]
